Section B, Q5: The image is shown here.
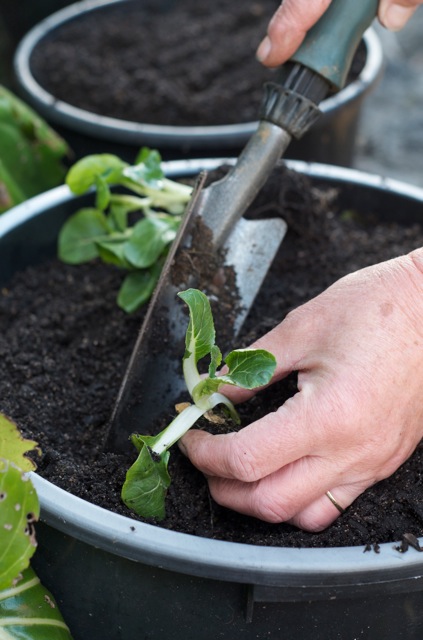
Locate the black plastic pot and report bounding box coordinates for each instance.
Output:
[2,159,423,640]
[13,0,384,164]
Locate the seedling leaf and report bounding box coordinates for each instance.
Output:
[58,208,109,263]
[65,154,128,194]
[178,289,215,364]
[59,148,192,312]
[117,267,161,313]
[121,437,170,520]
[125,147,164,187]
[123,217,177,269]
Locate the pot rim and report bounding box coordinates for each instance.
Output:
[3,158,423,586]
[13,0,384,148]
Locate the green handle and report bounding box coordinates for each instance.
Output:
[290,0,379,89]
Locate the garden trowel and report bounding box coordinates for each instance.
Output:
[106,0,378,451]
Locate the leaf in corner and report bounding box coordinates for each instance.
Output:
[0,414,40,471]
[0,459,40,590]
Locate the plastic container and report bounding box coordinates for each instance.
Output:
[13,0,384,164]
[1,159,423,639]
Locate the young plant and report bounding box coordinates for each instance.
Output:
[0,414,73,638]
[121,288,276,520]
[58,147,192,312]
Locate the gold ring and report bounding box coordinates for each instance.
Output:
[325,490,346,514]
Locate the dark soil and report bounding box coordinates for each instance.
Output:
[2,163,423,549]
[29,0,364,127]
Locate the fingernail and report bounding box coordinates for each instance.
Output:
[380,4,413,31]
[256,36,272,62]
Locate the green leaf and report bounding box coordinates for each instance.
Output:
[0,416,40,472]
[124,148,164,188]
[94,174,111,211]
[96,237,131,268]
[109,203,129,232]
[193,348,276,400]
[58,208,109,263]
[65,154,128,195]
[121,437,170,520]
[0,566,73,638]
[178,289,215,364]
[223,349,277,388]
[117,267,160,313]
[0,86,69,212]
[0,459,40,591]
[123,217,177,269]
[208,344,222,378]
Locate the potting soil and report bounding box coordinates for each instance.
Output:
[29,0,364,127]
[1,165,423,549]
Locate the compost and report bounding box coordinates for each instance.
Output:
[29,0,364,127]
[1,164,423,549]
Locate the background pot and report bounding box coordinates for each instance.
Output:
[1,159,423,639]
[13,0,383,164]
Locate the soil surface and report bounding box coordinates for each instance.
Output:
[29,0,363,127]
[1,164,423,550]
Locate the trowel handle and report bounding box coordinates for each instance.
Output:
[291,0,379,90]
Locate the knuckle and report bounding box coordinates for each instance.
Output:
[249,490,293,524]
[221,433,263,482]
[228,447,261,482]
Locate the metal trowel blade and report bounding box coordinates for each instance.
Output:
[105,168,287,452]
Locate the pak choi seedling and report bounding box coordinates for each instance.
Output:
[121,288,276,520]
[58,147,192,312]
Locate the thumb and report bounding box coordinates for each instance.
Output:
[256,0,333,67]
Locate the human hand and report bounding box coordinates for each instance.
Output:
[257,0,423,67]
[179,250,423,531]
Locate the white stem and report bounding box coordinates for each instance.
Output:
[182,353,202,398]
[151,404,205,455]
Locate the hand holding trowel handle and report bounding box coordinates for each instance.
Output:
[180,0,423,532]
[256,0,422,68]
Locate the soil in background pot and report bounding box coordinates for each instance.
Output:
[29,0,365,127]
[1,165,423,550]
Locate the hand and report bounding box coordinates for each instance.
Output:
[179,250,423,531]
[257,0,423,67]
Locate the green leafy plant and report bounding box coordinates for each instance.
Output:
[0,414,73,638]
[121,288,276,520]
[58,148,193,312]
[0,85,69,213]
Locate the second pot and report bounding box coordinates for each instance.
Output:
[13,0,383,164]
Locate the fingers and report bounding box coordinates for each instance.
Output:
[179,393,320,482]
[204,459,369,530]
[378,1,421,31]
[257,0,422,70]
[289,482,367,531]
[256,0,333,67]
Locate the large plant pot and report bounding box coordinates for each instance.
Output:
[1,159,423,639]
[13,0,383,164]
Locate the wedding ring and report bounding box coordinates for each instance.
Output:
[325,490,346,514]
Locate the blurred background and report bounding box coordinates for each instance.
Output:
[0,2,421,187]
[354,11,423,187]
